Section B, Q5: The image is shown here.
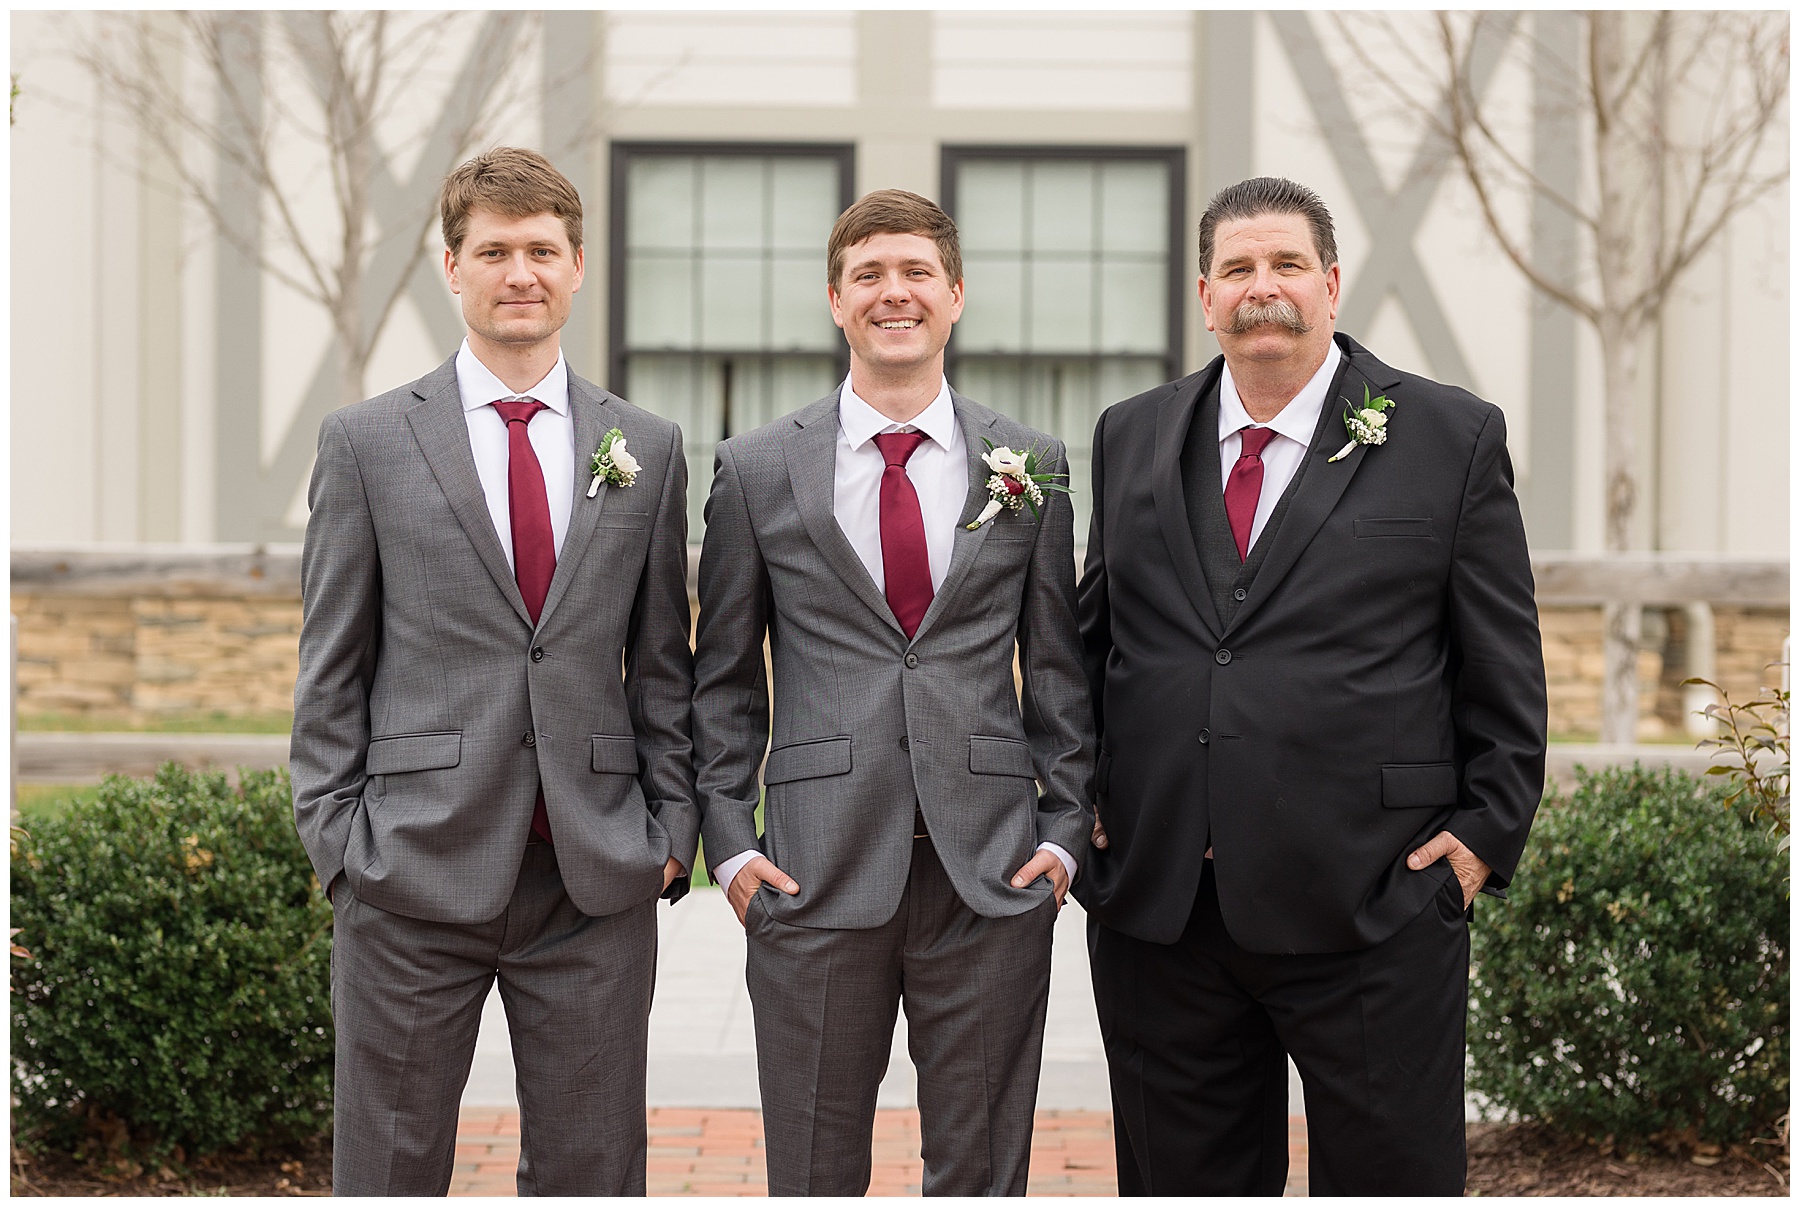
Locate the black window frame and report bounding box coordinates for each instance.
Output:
[607,140,857,395]
[939,143,1187,386]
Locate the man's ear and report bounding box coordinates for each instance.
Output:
[828,282,846,331]
[1325,261,1341,321]
[444,246,461,295]
[1197,274,1215,333]
[948,277,964,323]
[571,245,585,294]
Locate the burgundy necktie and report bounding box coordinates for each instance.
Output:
[1224,426,1277,562]
[493,397,556,844]
[873,431,934,640]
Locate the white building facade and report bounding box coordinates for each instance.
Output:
[12,10,1789,555]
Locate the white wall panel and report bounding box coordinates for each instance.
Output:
[606,13,855,109]
[932,12,1190,112]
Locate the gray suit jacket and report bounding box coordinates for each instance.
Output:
[291,356,698,925]
[692,388,1095,930]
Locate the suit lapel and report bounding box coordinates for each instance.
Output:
[907,392,997,645]
[784,392,906,636]
[405,359,533,628]
[1227,337,1401,633]
[1151,365,1225,640]
[536,377,618,630]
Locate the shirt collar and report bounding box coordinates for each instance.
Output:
[1218,339,1342,448]
[456,339,570,416]
[837,376,957,451]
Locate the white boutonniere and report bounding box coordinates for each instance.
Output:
[1328,385,1396,463]
[965,439,1072,529]
[587,427,640,497]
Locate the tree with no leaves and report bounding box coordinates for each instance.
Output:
[1338,11,1789,743]
[72,11,541,416]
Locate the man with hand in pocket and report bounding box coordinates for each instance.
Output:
[692,190,1095,1195]
[291,149,695,1196]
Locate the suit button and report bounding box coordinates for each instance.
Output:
[531,647,545,662]
[1215,649,1232,665]
[1234,588,1248,601]
[1198,729,1211,745]
[904,653,919,669]
[900,736,911,751]
[523,732,536,747]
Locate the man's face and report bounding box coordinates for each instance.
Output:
[1198,211,1339,368]
[445,208,584,352]
[829,232,964,378]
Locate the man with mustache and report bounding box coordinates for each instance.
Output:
[1075,177,1546,1194]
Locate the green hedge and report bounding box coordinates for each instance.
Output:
[1469,765,1788,1147]
[11,764,334,1157]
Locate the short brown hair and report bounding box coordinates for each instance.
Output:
[1197,176,1337,277]
[440,147,584,257]
[827,189,962,288]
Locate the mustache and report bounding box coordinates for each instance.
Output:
[1220,299,1312,335]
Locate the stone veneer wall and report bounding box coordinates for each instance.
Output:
[11,582,1788,739]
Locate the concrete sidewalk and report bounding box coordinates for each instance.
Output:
[458,888,1305,1116]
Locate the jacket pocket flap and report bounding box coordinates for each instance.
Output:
[1381,762,1458,808]
[593,510,652,529]
[1355,517,1435,538]
[366,731,461,775]
[591,735,640,774]
[970,735,1035,777]
[763,736,852,785]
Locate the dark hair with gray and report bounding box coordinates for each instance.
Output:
[1197,177,1337,277]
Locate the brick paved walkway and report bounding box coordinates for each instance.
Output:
[453,1107,1311,1196]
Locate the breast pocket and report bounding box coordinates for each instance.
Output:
[1354,517,1435,539]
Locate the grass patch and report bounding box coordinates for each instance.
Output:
[13,783,102,825]
[18,711,294,735]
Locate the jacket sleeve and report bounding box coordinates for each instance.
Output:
[1018,439,1098,868]
[691,442,772,876]
[1075,408,1112,746]
[626,421,699,901]
[290,413,382,899]
[1443,407,1549,890]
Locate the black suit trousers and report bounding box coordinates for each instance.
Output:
[1090,861,1470,1196]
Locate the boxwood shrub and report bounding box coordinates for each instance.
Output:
[1468,764,1788,1148]
[11,764,334,1157]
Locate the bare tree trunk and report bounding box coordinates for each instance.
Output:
[1591,12,1644,743]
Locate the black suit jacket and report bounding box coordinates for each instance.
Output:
[1074,333,1547,955]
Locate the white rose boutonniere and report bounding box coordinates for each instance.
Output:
[1328,385,1397,463]
[587,427,640,497]
[966,439,1072,529]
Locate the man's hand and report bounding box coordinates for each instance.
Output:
[727,855,799,926]
[662,857,684,892]
[1011,849,1071,910]
[1407,831,1491,909]
[1090,812,1109,850]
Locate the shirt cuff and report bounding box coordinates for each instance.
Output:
[1038,841,1078,884]
[712,849,759,889]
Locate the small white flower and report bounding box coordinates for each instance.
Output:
[983,446,1029,476]
[608,436,641,475]
[1360,409,1387,429]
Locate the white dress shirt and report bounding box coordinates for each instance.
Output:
[714,376,1077,893]
[456,339,575,569]
[1217,339,1341,555]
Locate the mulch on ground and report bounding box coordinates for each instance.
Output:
[1466,1121,1788,1197]
[13,1113,1789,1196]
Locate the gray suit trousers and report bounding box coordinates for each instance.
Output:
[745,836,1056,1196]
[329,844,655,1196]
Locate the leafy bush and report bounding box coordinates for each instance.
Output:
[1469,764,1788,1148]
[11,764,333,1157]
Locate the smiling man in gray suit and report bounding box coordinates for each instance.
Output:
[291,148,695,1196]
[692,190,1096,1195]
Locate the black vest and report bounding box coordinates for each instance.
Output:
[1179,375,1340,628]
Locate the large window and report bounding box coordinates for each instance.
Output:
[943,147,1185,535]
[610,143,853,535]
